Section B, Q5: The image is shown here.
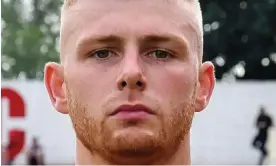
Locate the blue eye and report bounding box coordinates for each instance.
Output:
[146,49,173,60]
[91,50,111,59]
[153,50,170,58]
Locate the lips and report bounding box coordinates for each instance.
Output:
[109,104,155,116]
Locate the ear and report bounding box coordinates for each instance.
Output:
[44,62,69,114]
[195,61,215,112]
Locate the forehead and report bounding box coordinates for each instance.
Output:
[62,0,196,25]
[60,0,199,54]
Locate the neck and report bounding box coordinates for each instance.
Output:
[75,136,191,165]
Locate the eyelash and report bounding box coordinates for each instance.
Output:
[87,48,175,61]
[87,48,117,59]
[145,48,174,60]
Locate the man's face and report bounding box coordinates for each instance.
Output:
[45,0,214,163]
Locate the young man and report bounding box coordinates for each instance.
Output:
[44,0,215,164]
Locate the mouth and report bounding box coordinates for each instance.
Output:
[109,104,155,118]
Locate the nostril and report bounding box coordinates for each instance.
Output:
[136,81,143,87]
[121,81,127,87]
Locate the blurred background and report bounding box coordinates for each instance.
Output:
[1,0,276,165]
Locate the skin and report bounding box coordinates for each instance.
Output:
[44,0,215,165]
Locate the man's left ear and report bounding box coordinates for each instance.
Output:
[195,61,215,112]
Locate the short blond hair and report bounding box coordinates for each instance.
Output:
[190,0,203,61]
[63,0,76,7]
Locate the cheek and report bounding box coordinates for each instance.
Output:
[65,65,117,113]
[149,64,197,101]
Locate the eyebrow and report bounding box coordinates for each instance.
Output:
[139,34,189,52]
[96,35,124,43]
[76,34,188,53]
[140,34,188,44]
[76,35,125,51]
[80,35,124,44]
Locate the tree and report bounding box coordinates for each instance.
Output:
[201,0,276,80]
[1,0,62,79]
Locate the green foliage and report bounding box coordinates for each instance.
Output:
[201,0,276,80]
[2,0,62,79]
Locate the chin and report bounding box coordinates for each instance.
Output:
[108,127,161,152]
[114,126,154,138]
[102,127,162,164]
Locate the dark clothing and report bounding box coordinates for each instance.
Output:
[257,114,273,134]
[252,113,273,165]
[27,145,42,165]
[28,156,38,165]
[255,114,272,142]
[6,159,14,165]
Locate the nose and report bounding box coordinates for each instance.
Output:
[116,57,147,91]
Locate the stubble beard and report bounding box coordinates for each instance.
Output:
[67,86,196,164]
